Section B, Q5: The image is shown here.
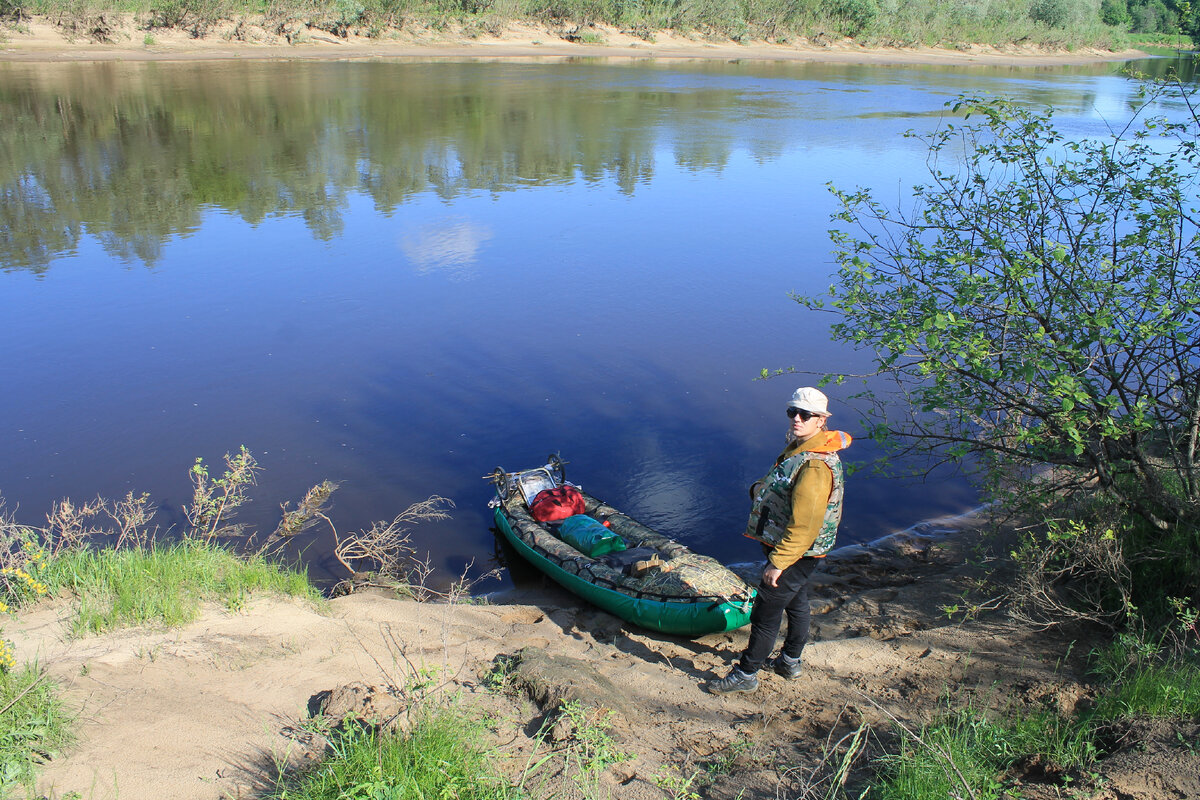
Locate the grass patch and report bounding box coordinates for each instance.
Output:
[0,663,72,798]
[874,703,1098,800]
[872,626,1200,798]
[1,446,462,633]
[1093,657,1200,718]
[273,697,630,799]
[1090,635,1200,720]
[1126,31,1198,46]
[41,540,321,636]
[270,705,515,800]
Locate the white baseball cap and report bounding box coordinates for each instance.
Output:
[787,387,831,417]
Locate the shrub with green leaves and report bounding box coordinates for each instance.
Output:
[829,0,879,36]
[808,83,1200,608]
[1029,0,1074,27]
[1100,0,1131,26]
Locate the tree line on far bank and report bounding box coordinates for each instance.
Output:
[1104,0,1197,40]
[0,0,1193,49]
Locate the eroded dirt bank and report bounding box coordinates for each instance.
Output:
[10,519,1198,800]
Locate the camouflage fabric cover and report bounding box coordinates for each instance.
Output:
[744,450,844,557]
[501,492,751,603]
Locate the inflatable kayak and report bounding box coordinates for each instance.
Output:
[487,456,755,637]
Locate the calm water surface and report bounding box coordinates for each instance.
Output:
[0,54,1188,589]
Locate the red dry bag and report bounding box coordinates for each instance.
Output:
[529,485,585,522]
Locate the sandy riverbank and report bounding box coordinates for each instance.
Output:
[0,17,1147,64]
[9,515,1198,800]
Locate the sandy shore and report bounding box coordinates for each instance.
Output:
[0,18,1147,65]
[10,516,1199,800]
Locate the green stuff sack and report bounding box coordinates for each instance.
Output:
[558,515,627,557]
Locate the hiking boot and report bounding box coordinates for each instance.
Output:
[771,654,803,680]
[705,668,759,695]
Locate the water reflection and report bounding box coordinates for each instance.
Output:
[0,55,1177,589]
[2,61,796,271]
[2,57,1174,274]
[1126,48,1198,81]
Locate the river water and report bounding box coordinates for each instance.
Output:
[0,52,1190,589]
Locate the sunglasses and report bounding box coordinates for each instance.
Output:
[786,408,819,422]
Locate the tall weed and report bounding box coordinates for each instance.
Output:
[0,0,26,20]
[146,0,231,35]
[1091,655,1200,718]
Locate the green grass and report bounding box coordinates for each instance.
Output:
[0,663,72,798]
[1089,636,1200,720]
[874,704,1098,800]
[40,540,321,636]
[269,705,516,800]
[1126,31,1198,46]
[1093,658,1200,718]
[873,631,1200,799]
[270,696,633,800]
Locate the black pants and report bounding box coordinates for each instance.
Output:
[737,557,820,674]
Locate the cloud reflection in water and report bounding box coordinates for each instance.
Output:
[400,217,493,280]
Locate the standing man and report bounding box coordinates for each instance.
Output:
[706,387,851,694]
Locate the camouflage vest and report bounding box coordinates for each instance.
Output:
[744,449,844,557]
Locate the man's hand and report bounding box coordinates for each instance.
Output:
[762,564,782,588]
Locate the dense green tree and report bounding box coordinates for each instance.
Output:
[1117,0,1199,33]
[1100,0,1131,27]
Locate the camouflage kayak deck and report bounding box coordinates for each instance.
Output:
[492,476,755,636]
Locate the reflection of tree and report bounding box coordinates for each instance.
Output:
[0,182,80,274]
[1128,52,1198,82]
[0,62,773,272]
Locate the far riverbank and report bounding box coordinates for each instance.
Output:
[0,17,1147,64]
